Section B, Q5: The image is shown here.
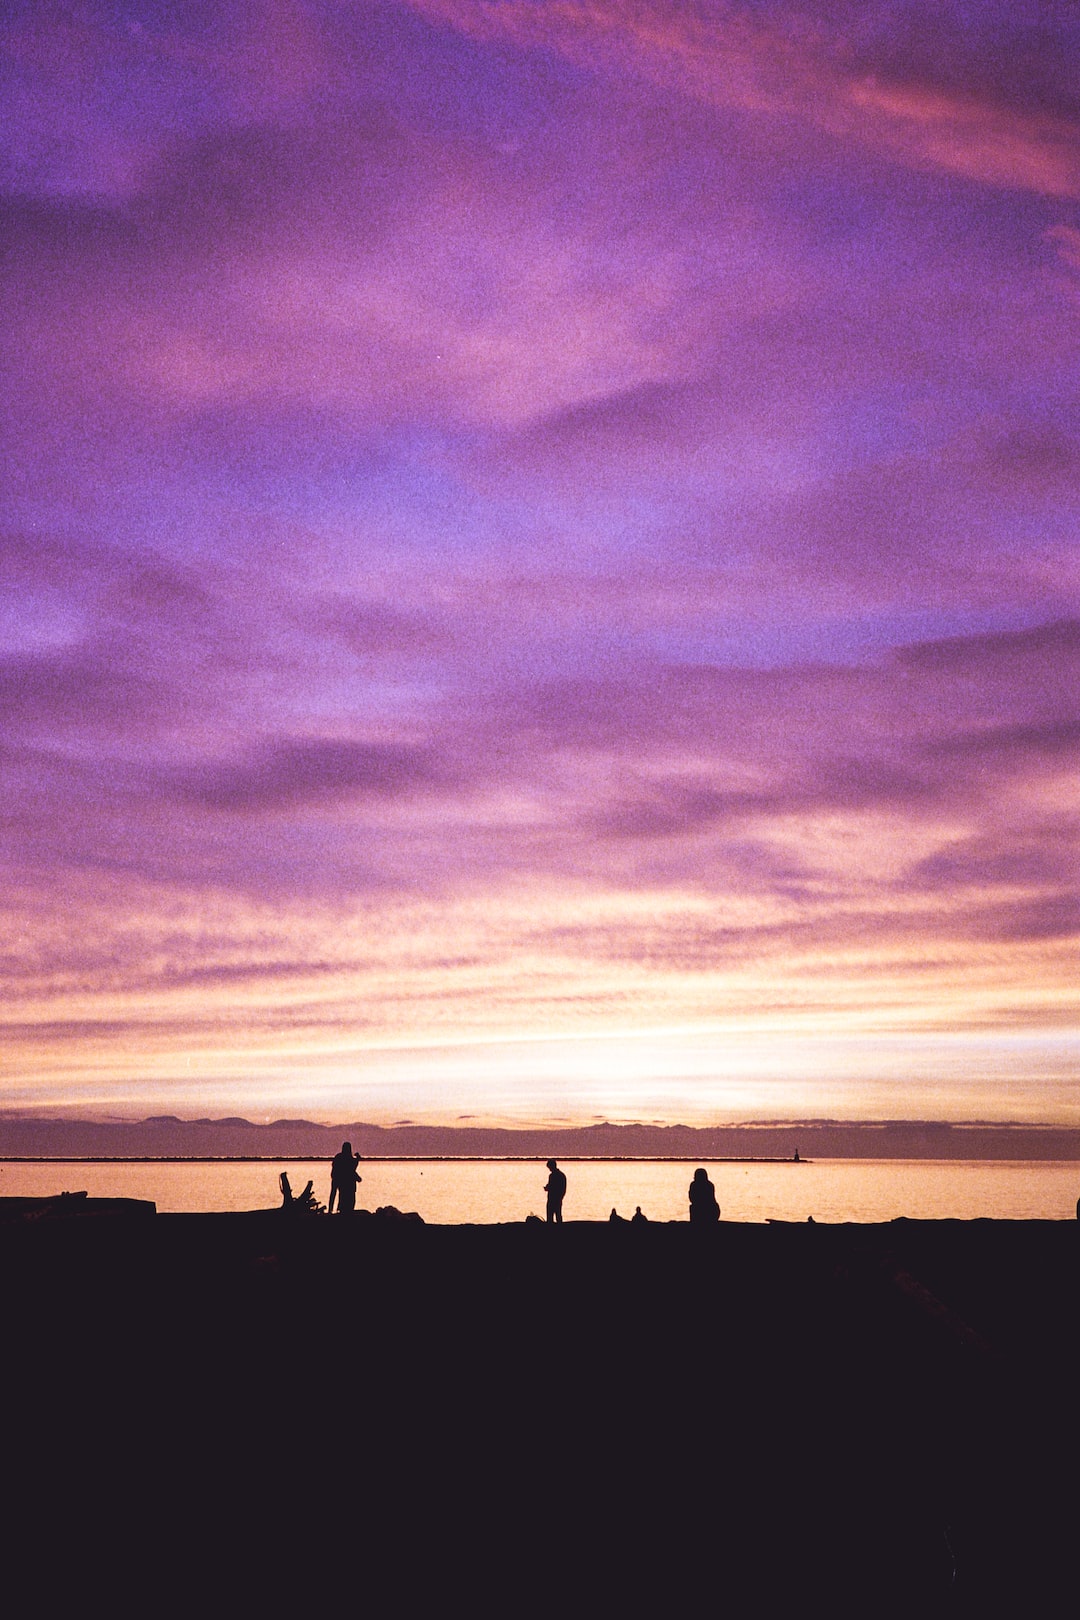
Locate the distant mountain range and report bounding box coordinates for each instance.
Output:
[3,1115,1080,1160]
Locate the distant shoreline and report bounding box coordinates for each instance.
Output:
[7,1119,1080,1163]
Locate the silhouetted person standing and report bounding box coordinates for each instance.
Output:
[545,1159,567,1224]
[688,1167,720,1225]
[329,1142,361,1214]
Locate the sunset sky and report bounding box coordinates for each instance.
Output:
[3,0,1080,1127]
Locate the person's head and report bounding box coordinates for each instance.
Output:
[693,1167,708,1182]
[547,1158,557,1170]
[342,1141,352,1154]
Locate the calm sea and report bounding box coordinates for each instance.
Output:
[2,1157,1079,1223]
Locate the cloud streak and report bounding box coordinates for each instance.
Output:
[411,0,1080,196]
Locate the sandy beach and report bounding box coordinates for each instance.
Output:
[4,1207,1077,1614]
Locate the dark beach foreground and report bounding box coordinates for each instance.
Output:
[4,1208,1078,1616]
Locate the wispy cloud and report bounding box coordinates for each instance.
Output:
[167,737,444,812]
[411,0,1080,196]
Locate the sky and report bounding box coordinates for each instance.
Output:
[3,0,1080,1128]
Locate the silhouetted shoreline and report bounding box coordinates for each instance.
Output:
[6,1206,1077,1612]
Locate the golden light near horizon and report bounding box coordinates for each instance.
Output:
[5,859,1079,1122]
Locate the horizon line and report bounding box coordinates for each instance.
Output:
[6,1114,1080,1133]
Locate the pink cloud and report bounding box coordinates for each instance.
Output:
[4,121,702,433]
[409,0,1080,197]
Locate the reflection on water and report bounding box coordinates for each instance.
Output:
[2,1157,1079,1222]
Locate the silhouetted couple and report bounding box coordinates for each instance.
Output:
[545,1158,567,1223]
[329,1142,361,1214]
[689,1167,720,1225]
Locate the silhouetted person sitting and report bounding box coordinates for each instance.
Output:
[609,1207,628,1223]
[545,1159,567,1224]
[688,1167,720,1225]
[631,1205,648,1224]
[329,1142,361,1214]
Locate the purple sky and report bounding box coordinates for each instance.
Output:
[3,0,1080,1125]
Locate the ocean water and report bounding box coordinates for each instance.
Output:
[2,1157,1079,1223]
